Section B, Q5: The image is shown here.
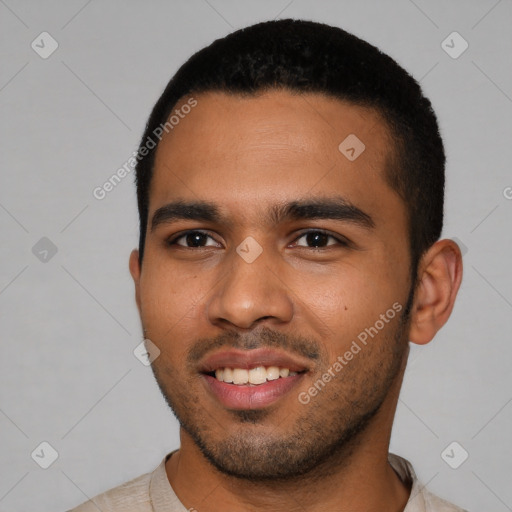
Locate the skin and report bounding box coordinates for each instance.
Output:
[129,90,463,511]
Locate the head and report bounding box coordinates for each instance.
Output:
[129,19,462,480]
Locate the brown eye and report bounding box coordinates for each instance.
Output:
[293,230,348,248]
[167,231,220,248]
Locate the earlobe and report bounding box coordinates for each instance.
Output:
[129,249,141,312]
[408,239,463,345]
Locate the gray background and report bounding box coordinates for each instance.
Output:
[1,1,511,510]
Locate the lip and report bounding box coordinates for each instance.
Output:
[197,348,311,410]
[197,348,311,373]
[202,372,305,409]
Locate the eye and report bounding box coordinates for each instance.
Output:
[166,230,221,248]
[291,230,348,249]
[165,229,349,250]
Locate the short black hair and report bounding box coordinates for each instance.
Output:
[135,18,445,285]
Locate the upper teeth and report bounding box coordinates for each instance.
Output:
[215,367,298,385]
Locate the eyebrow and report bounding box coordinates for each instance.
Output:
[150,196,375,232]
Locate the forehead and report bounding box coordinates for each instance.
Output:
[149,90,403,230]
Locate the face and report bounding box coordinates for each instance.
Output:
[130,90,414,480]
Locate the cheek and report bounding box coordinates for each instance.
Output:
[294,263,403,346]
[138,273,199,369]
[139,261,196,333]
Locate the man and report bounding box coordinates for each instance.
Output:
[69,18,465,512]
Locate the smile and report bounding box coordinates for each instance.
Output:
[202,370,305,410]
[212,366,299,385]
[197,348,311,409]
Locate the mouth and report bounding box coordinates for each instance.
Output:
[205,366,303,385]
[198,349,310,410]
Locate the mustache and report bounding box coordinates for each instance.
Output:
[186,326,322,366]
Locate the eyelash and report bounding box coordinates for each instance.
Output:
[165,229,349,250]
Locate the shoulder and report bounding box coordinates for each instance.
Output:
[66,470,153,512]
[388,453,468,512]
[421,487,469,512]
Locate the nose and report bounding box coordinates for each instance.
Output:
[206,247,294,330]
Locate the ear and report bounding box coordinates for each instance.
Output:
[408,239,463,345]
[129,249,142,314]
